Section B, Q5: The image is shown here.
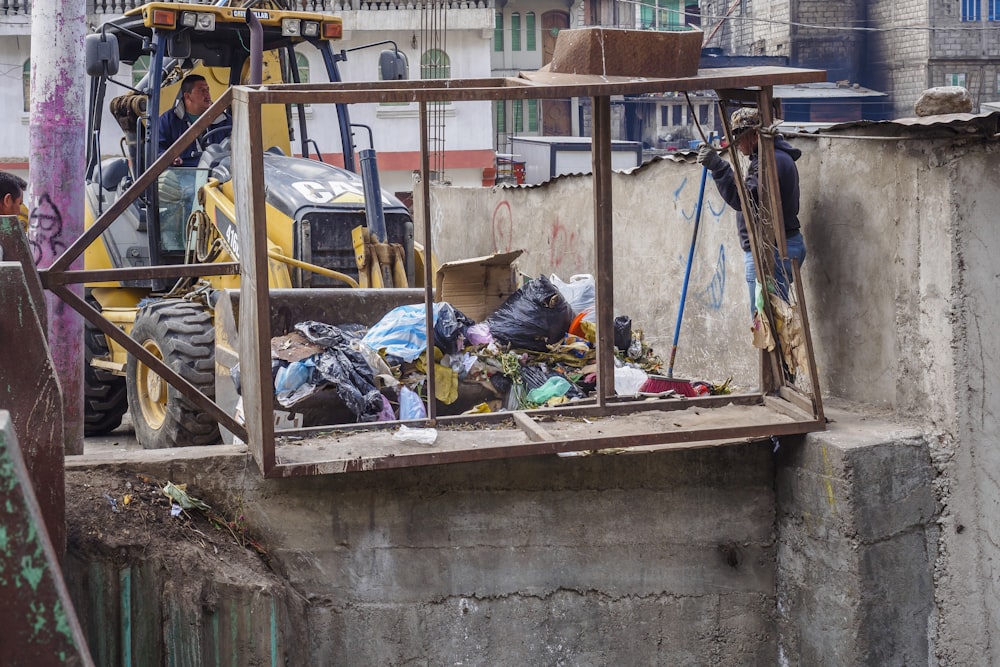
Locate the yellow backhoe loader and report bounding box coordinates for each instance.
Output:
[83,1,431,448]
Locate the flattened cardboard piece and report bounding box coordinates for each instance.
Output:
[436,250,524,323]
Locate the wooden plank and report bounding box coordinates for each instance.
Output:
[716,97,782,391]
[231,88,275,475]
[593,95,615,405]
[791,259,825,422]
[753,87,789,391]
[279,392,768,437]
[246,67,826,106]
[778,385,817,418]
[511,411,553,442]
[764,393,813,421]
[265,402,824,477]
[418,101,437,421]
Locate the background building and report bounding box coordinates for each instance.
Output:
[698,0,1000,118]
[0,0,497,193]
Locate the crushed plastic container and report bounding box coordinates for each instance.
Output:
[527,376,572,404]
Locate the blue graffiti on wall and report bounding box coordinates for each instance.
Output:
[700,244,726,310]
[670,174,729,310]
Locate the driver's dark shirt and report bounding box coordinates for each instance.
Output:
[157,109,232,167]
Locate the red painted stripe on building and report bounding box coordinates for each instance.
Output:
[304,149,495,171]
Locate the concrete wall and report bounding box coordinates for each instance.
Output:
[68,443,782,665]
[421,123,1000,663]
[419,158,762,391]
[793,130,999,663]
[68,407,943,665]
[775,412,937,666]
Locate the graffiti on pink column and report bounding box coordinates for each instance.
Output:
[27,193,66,266]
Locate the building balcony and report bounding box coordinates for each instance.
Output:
[0,0,494,35]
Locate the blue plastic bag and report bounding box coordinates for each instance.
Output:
[274,358,314,393]
[362,303,449,362]
[398,385,427,420]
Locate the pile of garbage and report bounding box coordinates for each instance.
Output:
[257,273,728,424]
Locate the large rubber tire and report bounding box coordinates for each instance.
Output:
[84,318,128,436]
[126,299,221,448]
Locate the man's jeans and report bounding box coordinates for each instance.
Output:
[743,231,806,315]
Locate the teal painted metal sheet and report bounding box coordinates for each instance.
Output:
[0,411,92,665]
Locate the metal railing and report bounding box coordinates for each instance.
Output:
[0,0,495,17]
[1,0,29,15]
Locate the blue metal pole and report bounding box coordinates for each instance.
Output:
[667,166,708,378]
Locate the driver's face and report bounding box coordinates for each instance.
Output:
[183,81,213,116]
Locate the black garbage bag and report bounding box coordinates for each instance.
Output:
[521,363,586,400]
[312,350,383,422]
[486,275,573,351]
[434,303,475,354]
[287,320,383,422]
[614,316,632,352]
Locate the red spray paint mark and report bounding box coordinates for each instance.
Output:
[492,200,513,253]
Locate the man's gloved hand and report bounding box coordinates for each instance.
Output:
[696,144,724,172]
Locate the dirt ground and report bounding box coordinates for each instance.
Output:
[65,463,272,576]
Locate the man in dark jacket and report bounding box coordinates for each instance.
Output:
[157,74,232,166]
[156,74,232,250]
[696,107,806,315]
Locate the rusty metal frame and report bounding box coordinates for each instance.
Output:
[34,90,249,443]
[228,66,827,478]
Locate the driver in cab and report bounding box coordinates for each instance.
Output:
[157,74,232,166]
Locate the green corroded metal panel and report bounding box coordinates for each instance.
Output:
[0,411,92,665]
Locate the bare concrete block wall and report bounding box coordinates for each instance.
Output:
[105,444,782,665]
[795,128,1000,665]
[419,160,760,391]
[775,414,937,666]
[419,125,1000,662]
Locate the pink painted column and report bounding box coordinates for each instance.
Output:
[27,0,86,456]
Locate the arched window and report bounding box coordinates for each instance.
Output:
[22,59,30,113]
[421,48,450,80]
[295,52,310,84]
[494,11,504,52]
[511,12,521,51]
[294,53,312,113]
[526,12,536,51]
[131,55,150,89]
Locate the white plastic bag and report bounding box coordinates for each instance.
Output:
[393,425,438,446]
[614,365,648,397]
[550,273,596,320]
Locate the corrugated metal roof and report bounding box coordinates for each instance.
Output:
[780,111,1000,135]
[774,82,887,99]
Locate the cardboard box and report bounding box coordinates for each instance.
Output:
[548,27,703,79]
[436,250,523,322]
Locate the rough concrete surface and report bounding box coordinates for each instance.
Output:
[68,399,946,665]
[57,119,1000,664]
[72,428,781,665]
[419,122,1000,663]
